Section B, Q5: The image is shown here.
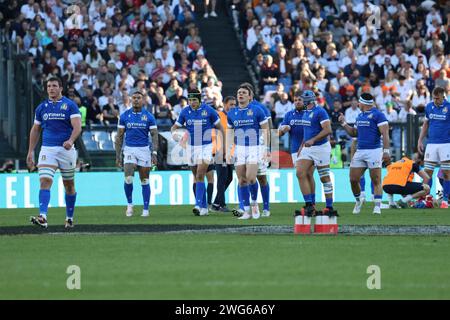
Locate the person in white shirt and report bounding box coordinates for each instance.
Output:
[375,48,390,67]
[246,20,260,51]
[398,101,417,123]
[105,0,116,19]
[113,26,132,53]
[384,102,399,123]
[426,6,442,27]
[94,27,112,52]
[396,76,413,107]
[344,98,361,125]
[160,49,175,68]
[274,92,293,124]
[357,45,370,66]
[375,86,393,113]
[68,45,84,68]
[46,14,65,38]
[115,68,135,92]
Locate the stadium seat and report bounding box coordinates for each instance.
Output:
[84,139,99,151]
[111,131,117,143]
[92,131,111,143]
[99,140,114,151]
[81,131,93,142]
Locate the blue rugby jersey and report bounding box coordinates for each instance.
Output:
[302,105,330,146]
[175,103,220,146]
[425,100,450,144]
[34,96,81,147]
[227,103,268,146]
[249,100,271,121]
[118,108,157,147]
[280,109,305,153]
[355,107,388,150]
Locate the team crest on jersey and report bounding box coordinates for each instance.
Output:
[443,107,448,114]
[43,113,48,120]
[233,120,239,127]
[247,109,253,116]
[141,115,147,121]
[201,110,208,117]
[127,123,132,128]
[187,119,193,125]
[290,120,295,126]
[60,103,68,110]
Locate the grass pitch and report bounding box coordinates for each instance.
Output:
[1,203,450,299]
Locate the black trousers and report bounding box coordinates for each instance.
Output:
[383,182,424,196]
[213,164,234,207]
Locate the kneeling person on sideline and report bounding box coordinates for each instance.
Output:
[382,156,430,208]
[115,89,159,217]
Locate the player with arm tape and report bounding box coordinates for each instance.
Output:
[417,86,450,209]
[115,88,159,217]
[171,88,224,216]
[27,76,82,228]
[338,92,391,214]
[278,91,316,207]
[227,83,270,219]
[297,90,335,216]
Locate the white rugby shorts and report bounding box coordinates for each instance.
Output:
[235,145,261,166]
[351,148,382,169]
[123,146,152,167]
[186,143,213,166]
[299,141,331,166]
[425,143,450,163]
[38,146,77,170]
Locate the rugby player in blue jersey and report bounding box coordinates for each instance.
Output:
[239,83,272,217]
[171,88,224,216]
[338,92,391,214]
[227,83,270,219]
[418,86,450,209]
[27,76,82,228]
[278,91,316,204]
[297,90,335,216]
[115,88,159,217]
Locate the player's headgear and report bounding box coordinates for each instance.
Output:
[359,93,374,105]
[301,90,316,107]
[187,88,202,103]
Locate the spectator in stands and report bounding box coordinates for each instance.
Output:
[86,96,103,125]
[259,54,279,93]
[411,80,431,113]
[102,96,119,125]
[155,103,173,130]
[203,0,218,18]
[344,98,361,126]
[398,100,417,123]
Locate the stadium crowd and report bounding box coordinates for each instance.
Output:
[0,0,449,161]
[0,0,224,130]
[230,0,450,150]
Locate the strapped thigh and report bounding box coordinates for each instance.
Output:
[60,168,75,181]
[39,167,56,181]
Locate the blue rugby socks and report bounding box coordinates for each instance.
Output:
[124,182,133,204]
[39,189,50,218]
[65,193,77,219]
[249,182,259,202]
[261,184,270,210]
[142,184,150,211]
